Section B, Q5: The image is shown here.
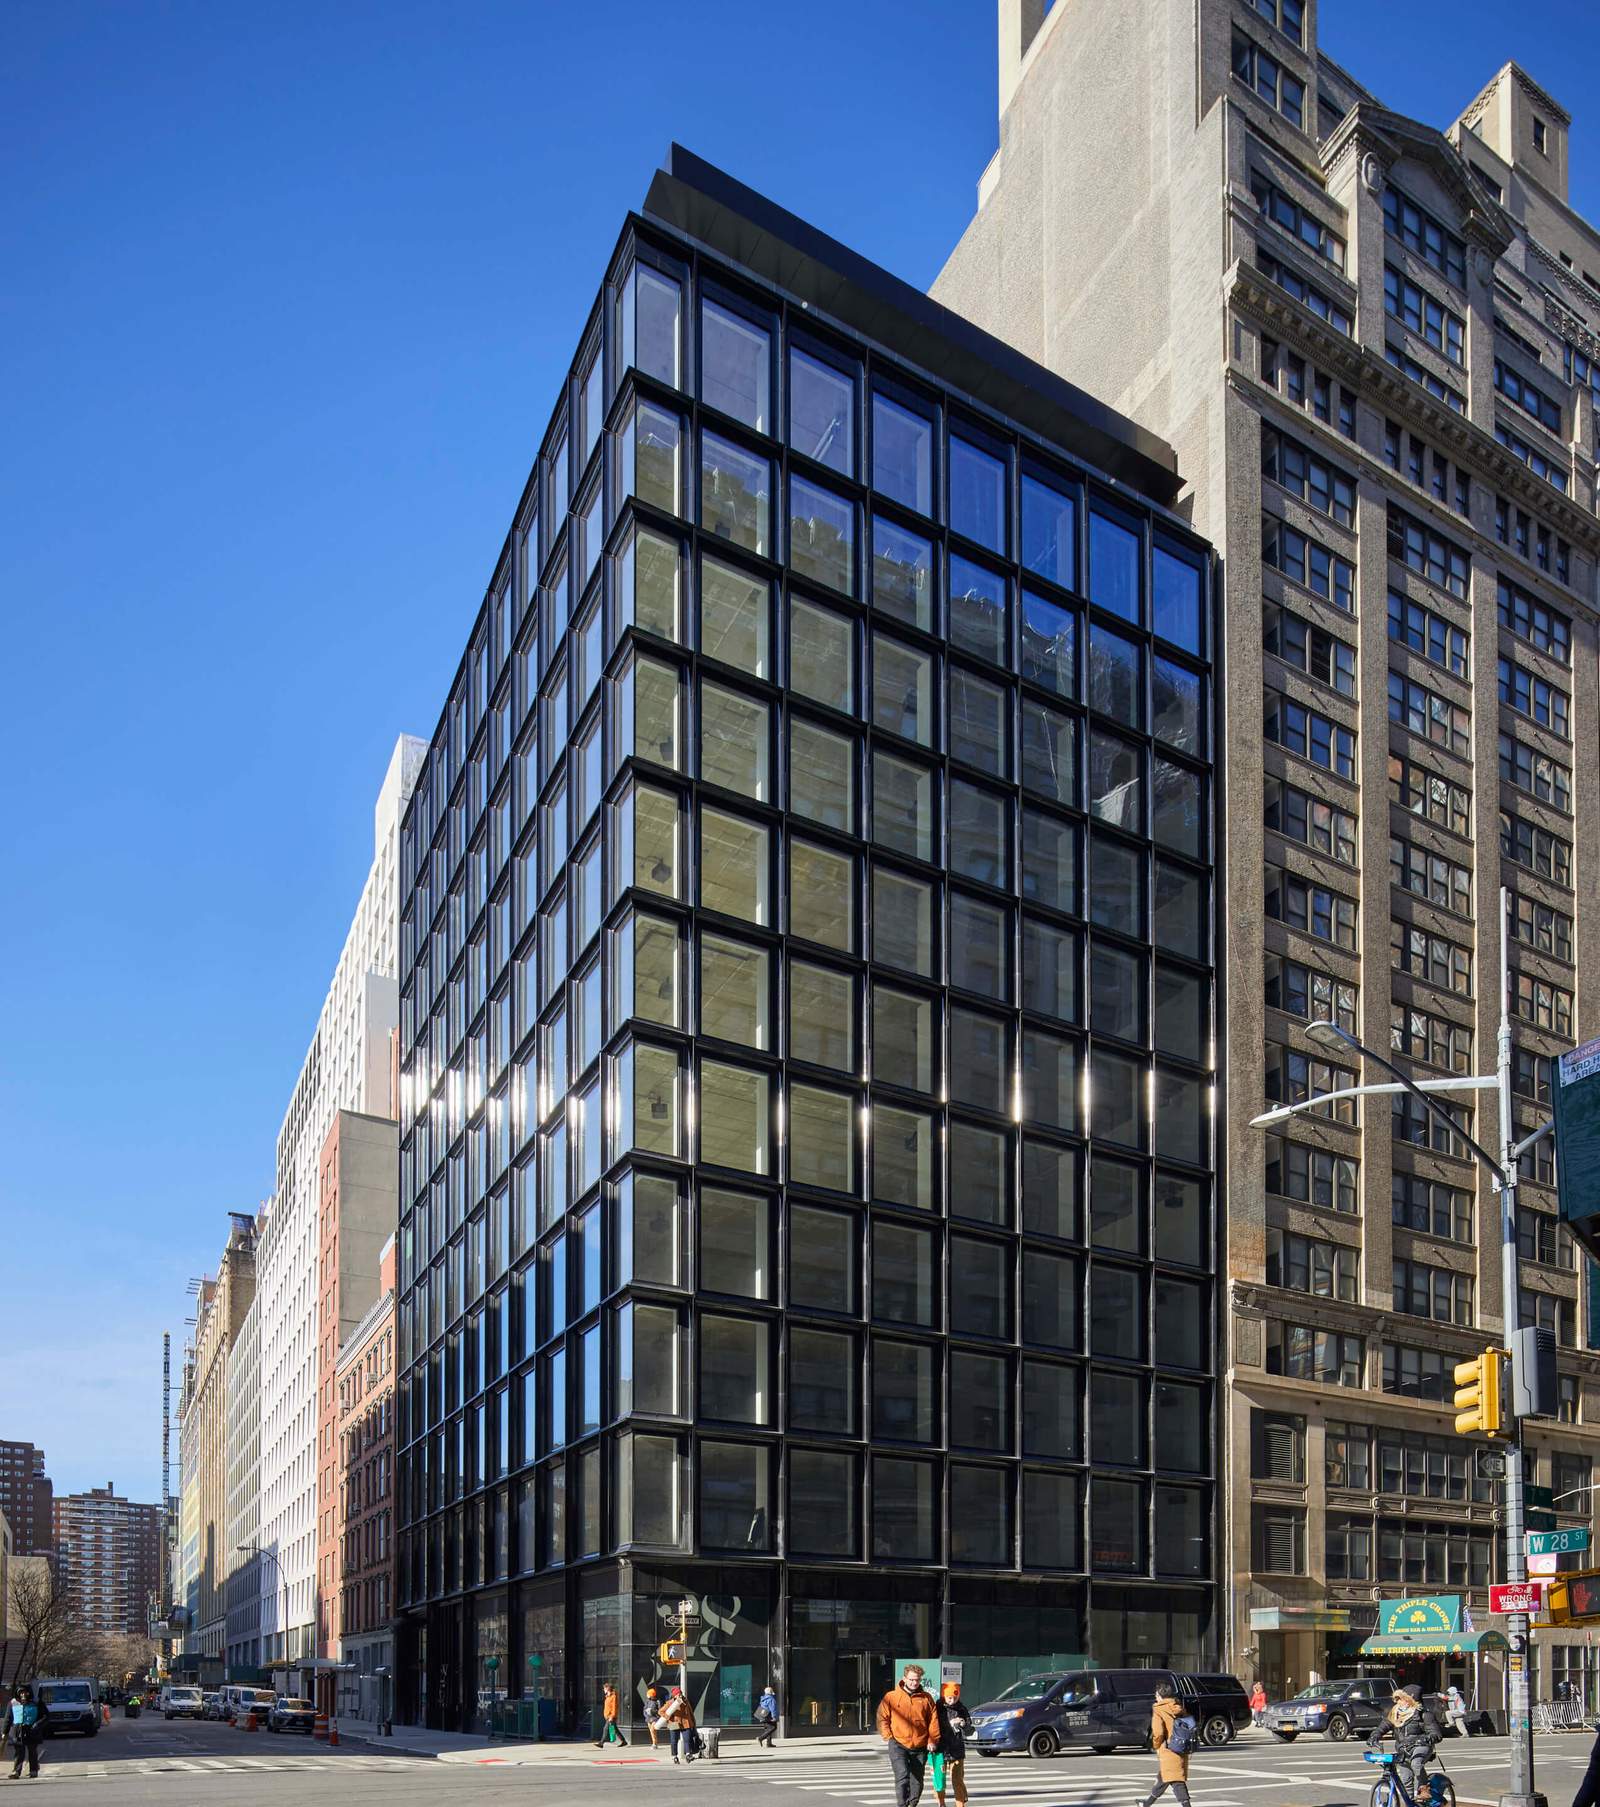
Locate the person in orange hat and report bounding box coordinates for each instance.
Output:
[933,1680,973,1805]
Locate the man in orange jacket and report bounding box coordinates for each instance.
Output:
[876,1665,939,1806]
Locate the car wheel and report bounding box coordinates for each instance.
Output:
[1027,1728,1059,1759]
[1271,1729,1297,1742]
[1090,1743,1116,1755]
[1202,1714,1234,1747]
[1325,1716,1351,1743]
[975,1749,999,1758]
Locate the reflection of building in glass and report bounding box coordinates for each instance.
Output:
[392,147,1219,1737]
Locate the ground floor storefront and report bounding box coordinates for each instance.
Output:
[393,1564,1217,1737]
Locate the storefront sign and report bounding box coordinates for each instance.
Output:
[1490,1584,1547,1615]
[1377,1596,1465,1637]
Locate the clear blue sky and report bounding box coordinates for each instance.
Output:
[2,1,1594,1505]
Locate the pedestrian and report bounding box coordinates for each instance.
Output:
[644,1687,663,1748]
[1248,1682,1266,1728]
[933,1681,973,1807]
[8,1684,45,1781]
[594,1681,627,1747]
[661,1685,697,1764]
[1444,1684,1468,1738]
[876,1664,939,1807]
[1366,1686,1442,1802]
[1136,1681,1197,1807]
[755,1682,779,1749]
[1572,1720,1600,1807]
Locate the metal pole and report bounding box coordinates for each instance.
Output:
[1498,885,1542,1807]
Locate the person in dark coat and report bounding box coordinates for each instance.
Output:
[933,1682,974,1806]
[8,1685,46,1780]
[1367,1687,1442,1800]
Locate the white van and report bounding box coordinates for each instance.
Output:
[35,1679,99,1737]
[220,1686,275,1724]
[160,1685,204,1720]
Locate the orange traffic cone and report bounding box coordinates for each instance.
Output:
[328,1722,339,1748]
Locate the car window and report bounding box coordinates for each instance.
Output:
[989,1675,1066,1704]
[40,1685,91,1705]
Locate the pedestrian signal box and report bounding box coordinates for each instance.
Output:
[658,1641,686,1663]
[1543,1569,1600,1626]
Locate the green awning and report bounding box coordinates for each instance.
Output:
[1358,1631,1508,1657]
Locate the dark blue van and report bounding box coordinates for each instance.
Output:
[972,1669,1248,1759]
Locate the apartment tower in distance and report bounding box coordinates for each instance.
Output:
[53,1484,165,1637]
[253,732,424,1691]
[934,0,1600,1703]
[0,1442,52,1560]
[393,146,1218,1733]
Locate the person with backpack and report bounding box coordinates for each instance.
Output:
[1136,1682,1196,1807]
[754,1683,779,1749]
[643,1686,664,1748]
[1366,1686,1442,1801]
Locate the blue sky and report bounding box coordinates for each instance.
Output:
[2,0,1595,1505]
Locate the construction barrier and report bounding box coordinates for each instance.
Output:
[313,1711,328,1740]
[245,1712,258,1733]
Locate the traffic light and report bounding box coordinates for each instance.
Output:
[1452,1348,1507,1437]
[658,1641,686,1664]
[1544,1570,1600,1626]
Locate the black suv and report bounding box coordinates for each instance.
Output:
[1262,1677,1401,1743]
[972,1668,1250,1759]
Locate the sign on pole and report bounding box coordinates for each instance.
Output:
[1529,1553,1559,1577]
[1528,1528,1590,1556]
[1490,1584,1547,1615]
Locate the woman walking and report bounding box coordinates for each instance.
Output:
[7,1685,46,1781]
[1136,1682,1197,1807]
[661,1686,697,1764]
[755,1683,779,1749]
[1248,1682,1266,1728]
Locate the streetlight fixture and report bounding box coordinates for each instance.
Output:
[233,1545,288,1689]
[1246,890,1552,1807]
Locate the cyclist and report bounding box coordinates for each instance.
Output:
[1367,1686,1443,1799]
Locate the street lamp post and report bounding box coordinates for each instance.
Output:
[1249,888,1550,1807]
[233,1545,288,1691]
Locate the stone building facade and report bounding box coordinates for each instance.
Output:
[935,0,1600,1701]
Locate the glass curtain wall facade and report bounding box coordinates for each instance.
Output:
[393,163,1220,1737]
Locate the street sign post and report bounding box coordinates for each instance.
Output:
[1528,1528,1590,1556]
[1491,1584,1548,1615]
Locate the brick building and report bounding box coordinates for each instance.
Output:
[335,1238,396,1721]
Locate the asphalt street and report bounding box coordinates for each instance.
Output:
[20,1717,1600,1806]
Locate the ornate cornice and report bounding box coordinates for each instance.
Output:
[1457,63,1570,134]
[1228,261,1600,555]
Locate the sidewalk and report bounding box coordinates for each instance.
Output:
[334,1719,879,1767]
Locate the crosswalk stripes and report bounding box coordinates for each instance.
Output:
[715,1749,1392,1807]
[36,1754,420,1783]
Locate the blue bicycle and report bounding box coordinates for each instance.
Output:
[1364,1749,1456,1807]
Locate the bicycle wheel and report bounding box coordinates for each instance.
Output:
[1369,1778,1391,1807]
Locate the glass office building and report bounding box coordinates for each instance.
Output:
[393,148,1220,1736]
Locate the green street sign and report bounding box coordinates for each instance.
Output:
[1526,1486,1554,1510]
[1527,1511,1556,1533]
[1528,1528,1590,1555]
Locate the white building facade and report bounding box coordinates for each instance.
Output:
[254,735,424,1675]
[224,1290,261,1676]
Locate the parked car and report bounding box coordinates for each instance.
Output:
[971,1668,1250,1759]
[1262,1676,1401,1743]
[160,1685,205,1720]
[36,1679,100,1738]
[201,1693,224,1721]
[267,1698,316,1734]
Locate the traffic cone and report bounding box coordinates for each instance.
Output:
[328,1722,339,1748]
